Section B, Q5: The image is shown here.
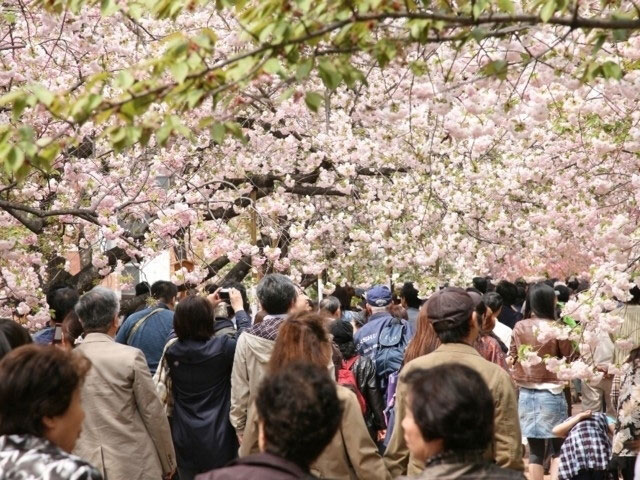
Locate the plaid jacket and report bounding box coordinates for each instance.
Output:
[558,413,614,480]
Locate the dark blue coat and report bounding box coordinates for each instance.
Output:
[166,335,238,473]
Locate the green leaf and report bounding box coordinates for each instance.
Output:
[5,147,25,173]
[591,34,607,54]
[279,87,295,101]
[31,85,54,107]
[317,61,342,90]
[540,0,556,22]
[295,58,314,81]
[409,60,428,76]
[100,0,118,15]
[12,96,28,121]
[186,89,205,109]
[117,71,135,90]
[0,89,25,107]
[482,59,508,80]
[613,29,629,42]
[211,123,225,144]
[262,58,282,75]
[601,61,623,80]
[224,121,246,142]
[472,0,488,19]
[497,0,515,14]
[170,62,189,83]
[373,39,397,69]
[304,92,323,112]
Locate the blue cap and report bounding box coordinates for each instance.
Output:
[366,285,392,307]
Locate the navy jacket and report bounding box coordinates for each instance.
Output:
[354,311,401,359]
[115,303,174,374]
[166,311,251,474]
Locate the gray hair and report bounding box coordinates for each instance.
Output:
[75,287,120,333]
[256,273,297,315]
[319,296,341,315]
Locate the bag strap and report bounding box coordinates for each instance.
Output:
[127,308,164,344]
[342,355,358,371]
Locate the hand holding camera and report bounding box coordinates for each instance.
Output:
[206,287,244,313]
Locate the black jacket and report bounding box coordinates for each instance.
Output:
[349,355,386,432]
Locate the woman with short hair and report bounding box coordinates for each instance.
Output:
[401,363,524,479]
[0,344,101,480]
[0,318,32,360]
[165,294,250,480]
[241,311,390,480]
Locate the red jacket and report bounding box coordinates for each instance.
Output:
[509,318,576,384]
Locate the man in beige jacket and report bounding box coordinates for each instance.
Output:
[73,287,176,480]
[230,274,309,452]
[384,287,524,477]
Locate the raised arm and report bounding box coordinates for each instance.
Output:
[552,410,592,437]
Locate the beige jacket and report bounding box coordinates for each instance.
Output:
[384,343,524,477]
[241,385,390,480]
[73,333,176,480]
[230,332,274,438]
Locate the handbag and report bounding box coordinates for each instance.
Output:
[153,337,178,416]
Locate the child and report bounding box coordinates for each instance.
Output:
[553,410,615,480]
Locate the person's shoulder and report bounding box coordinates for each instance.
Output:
[484,463,526,479]
[336,383,358,401]
[61,456,103,480]
[401,352,437,377]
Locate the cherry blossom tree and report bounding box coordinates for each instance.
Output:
[1,0,640,380]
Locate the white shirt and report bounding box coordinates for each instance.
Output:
[493,320,513,349]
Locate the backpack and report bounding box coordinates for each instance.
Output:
[383,370,399,447]
[338,356,367,414]
[374,317,409,383]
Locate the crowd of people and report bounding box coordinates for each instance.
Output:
[1,273,640,480]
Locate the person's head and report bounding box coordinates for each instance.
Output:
[75,287,120,335]
[386,303,407,320]
[403,304,441,365]
[365,285,393,315]
[496,280,518,307]
[626,346,640,365]
[554,284,571,303]
[0,345,92,453]
[256,362,342,470]
[173,295,214,342]
[482,292,503,331]
[566,276,579,292]
[400,282,421,309]
[402,363,494,462]
[46,286,80,325]
[628,285,640,305]
[268,312,332,374]
[525,282,556,320]
[151,280,178,308]
[61,311,84,350]
[472,277,488,294]
[331,285,354,311]
[0,318,32,360]
[319,296,341,320]
[426,287,478,344]
[256,274,298,315]
[329,319,357,360]
[135,281,151,297]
